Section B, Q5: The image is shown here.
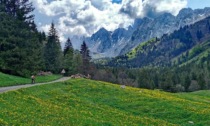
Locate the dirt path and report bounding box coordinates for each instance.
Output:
[0,77,71,94]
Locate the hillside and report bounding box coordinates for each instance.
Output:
[0,72,62,87]
[0,72,29,87]
[108,16,210,67]
[0,79,210,125]
[173,39,210,66]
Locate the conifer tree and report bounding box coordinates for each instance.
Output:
[80,41,91,75]
[0,0,34,23]
[63,38,74,75]
[73,50,83,74]
[44,22,63,74]
[0,0,44,77]
[38,31,46,42]
[80,41,91,61]
[64,38,73,56]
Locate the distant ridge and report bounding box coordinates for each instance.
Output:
[85,7,210,59]
[108,16,210,67]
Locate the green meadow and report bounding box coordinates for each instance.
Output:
[0,72,62,87]
[0,79,210,125]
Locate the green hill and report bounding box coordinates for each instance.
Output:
[0,72,29,87]
[172,40,210,66]
[0,79,210,125]
[0,72,62,87]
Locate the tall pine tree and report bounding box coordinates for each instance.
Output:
[0,0,44,77]
[80,41,91,75]
[73,50,83,74]
[64,38,73,56]
[44,22,63,74]
[63,38,74,75]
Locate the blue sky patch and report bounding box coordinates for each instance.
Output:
[112,0,122,4]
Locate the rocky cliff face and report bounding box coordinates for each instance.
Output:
[86,7,210,59]
[90,28,113,53]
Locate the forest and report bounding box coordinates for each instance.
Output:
[0,0,92,78]
[93,62,210,92]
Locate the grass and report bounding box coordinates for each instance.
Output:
[35,74,62,83]
[0,79,210,125]
[0,72,29,87]
[0,72,62,87]
[126,38,158,59]
[172,40,210,66]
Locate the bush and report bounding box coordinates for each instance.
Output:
[172,84,185,92]
[188,80,200,92]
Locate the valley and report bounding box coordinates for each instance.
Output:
[1,0,210,125]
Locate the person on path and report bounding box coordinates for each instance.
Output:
[31,75,35,84]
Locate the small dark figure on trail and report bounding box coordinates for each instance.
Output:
[31,75,35,84]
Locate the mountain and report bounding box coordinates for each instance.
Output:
[107,16,210,68]
[86,7,210,59]
[86,27,134,58]
[90,28,113,53]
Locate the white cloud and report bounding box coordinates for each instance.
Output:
[31,0,188,42]
[40,24,50,34]
[142,0,188,17]
[120,0,144,18]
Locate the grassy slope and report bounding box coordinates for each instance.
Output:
[0,79,210,125]
[0,72,62,87]
[0,72,29,87]
[126,38,158,59]
[171,40,210,66]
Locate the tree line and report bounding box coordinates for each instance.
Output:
[93,60,210,92]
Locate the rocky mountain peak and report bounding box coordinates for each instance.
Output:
[86,7,210,59]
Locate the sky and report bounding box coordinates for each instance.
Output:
[187,0,210,9]
[30,0,210,44]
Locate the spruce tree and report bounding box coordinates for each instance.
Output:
[73,50,83,74]
[0,0,44,77]
[64,38,73,56]
[80,41,91,75]
[44,22,63,74]
[80,41,91,61]
[38,31,46,42]
[63,38,74,75]
[0,0,34,23]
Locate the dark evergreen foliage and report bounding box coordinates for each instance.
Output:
[80,41,91,75]
[0,0,44,77]
[0,0,34,24]
[64,38,73,56]
[94,61,210,92]
[63,38,74,75]
[38,31,46,42]
[44,22,63,74]
[72,50,83,74]
[196,30,203,41]
[80,41,91,61]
